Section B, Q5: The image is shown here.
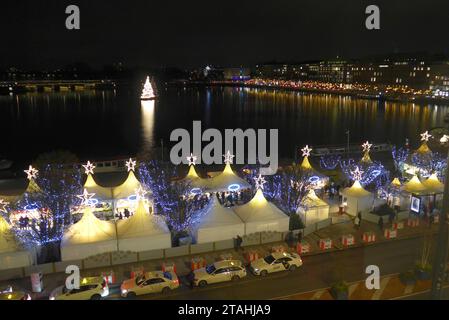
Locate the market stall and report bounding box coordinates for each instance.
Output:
[191,194,245,243]
[0,216,34,270]
[298,189,330,226]
[341,180,373,216]
[117,200,171,252]
[233,189,289,235]
[61,207,118,261]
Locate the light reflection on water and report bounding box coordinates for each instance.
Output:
[0,86,448,162]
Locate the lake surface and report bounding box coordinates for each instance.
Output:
[1,86,448,163]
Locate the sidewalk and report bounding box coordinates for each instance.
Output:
[275,273,436,300]
[1,214,437,299]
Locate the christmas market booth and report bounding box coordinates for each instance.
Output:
[341,180,373,216]
[112,169,154,219]
[298,189,330,227]
[191,194,245,244]
[401,174,444,215]
[203,162,251,193]
[117,200,171,252]
[61,207,118,261]
[393,131,446,180]
[0,215,35,270]
[80,173,114,219]
[299,145,329,190]
[233,188,289,235]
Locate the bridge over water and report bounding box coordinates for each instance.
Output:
[0,79,116,94]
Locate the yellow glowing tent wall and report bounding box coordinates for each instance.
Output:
[233,189,289,235]
[83,174,114,200]
[298,190,330,226]
[112,171,142,199]
[203,164,251,192]
[61,207,117,261]
[117,201,171,252]
[192,195,245,244]
[341,181,373,216]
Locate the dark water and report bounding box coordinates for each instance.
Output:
[1,86,448,162]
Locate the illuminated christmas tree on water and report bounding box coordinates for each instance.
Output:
[141,76,156,100]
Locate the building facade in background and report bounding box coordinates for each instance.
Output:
[253,54,449,96]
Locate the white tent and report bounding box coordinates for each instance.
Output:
[84,174,113,200]
[298,189,330,226]
[422,173,444,194]
[117,200,171,252]
[112,171,142,199]
[0,216,33,270]
[234,189,289,235]
[61,207,117,261]
[192,195,245,244]
[203,164,251,193]
[341,180,373,216]
[182,165,204,189]
[402,175,427,195]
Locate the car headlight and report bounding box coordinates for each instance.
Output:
[121,289,127,294]
[49,296,55,300]
[253,268,259,272]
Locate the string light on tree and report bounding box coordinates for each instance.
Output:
[125,158,137,172]
[82,161,96,175]
[301,145,312,157]
[362,141,372,152]
[223,150,235,165]
[0,199,9,214]
[420,131,432,142]
[77,188,95,207]
[186,153,197,166]
[254,174,267,190]
[351,166,363,181]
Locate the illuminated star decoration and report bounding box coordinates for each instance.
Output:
[301,145,312,158]
[186,153,197,166]
[440,135,449,144]
[254,174,267,190]
[362,141,372,153]
[77,189,95,207]
[350,166,364,182]
[24,165,39,180]
[223,150,235,165]
[420,131,432,142]
[0,199,9,213]
[125,158,137,172]
[135,185,148,200]
[82,161,96,175]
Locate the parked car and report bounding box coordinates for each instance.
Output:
[49,276,109,300]
[0,286,31,300]
[250,252,303,276]
[191,260,247,287]
[120,271,179,298]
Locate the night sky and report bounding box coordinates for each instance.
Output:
[1,0,449,69]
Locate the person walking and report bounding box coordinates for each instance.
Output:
[297,231,303,243]
[235,235,243,252]
[378,216,384,231]
[354,215,360,230]
[357,211,362,228]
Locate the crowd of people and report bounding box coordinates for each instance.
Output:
[115,208,134,220]
[216,188,253,207]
